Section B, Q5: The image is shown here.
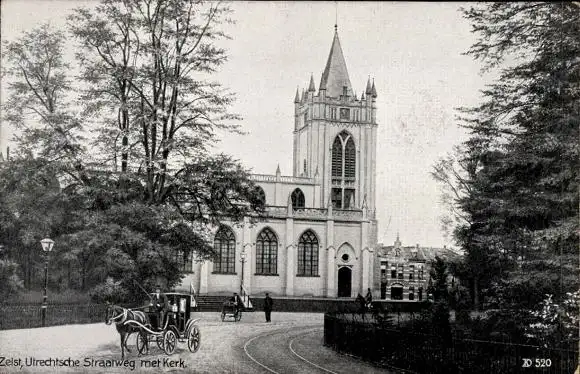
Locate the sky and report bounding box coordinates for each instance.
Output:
[0,1,489,248]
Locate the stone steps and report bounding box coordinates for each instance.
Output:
[194,295,254,312]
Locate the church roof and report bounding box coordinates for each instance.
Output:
[377,243,462,263]
[319,29,353,98]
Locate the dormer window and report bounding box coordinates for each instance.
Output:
[342,85,348,97]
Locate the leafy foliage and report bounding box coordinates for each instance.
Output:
[0,1,264,303]
[432,3,579,319]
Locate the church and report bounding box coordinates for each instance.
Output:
[184,26,380,299]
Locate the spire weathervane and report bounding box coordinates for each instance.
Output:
[334,1,338,32]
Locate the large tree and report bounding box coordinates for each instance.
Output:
[433,3,579,316]
[1,1,264,301]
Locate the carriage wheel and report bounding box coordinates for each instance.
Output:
[235,310,242,322]
[156,335,164,350]
[136,332,148,356]
[187,325,201,353]
[221,311,226,322]
[163,330,177,355]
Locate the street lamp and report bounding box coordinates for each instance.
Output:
[40,238,54,327]
[239,248,247,295]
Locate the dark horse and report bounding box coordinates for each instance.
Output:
[105,304,148,359]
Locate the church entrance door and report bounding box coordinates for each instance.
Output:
[337,267,352,297]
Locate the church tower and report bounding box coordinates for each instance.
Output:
[293,26,378,212]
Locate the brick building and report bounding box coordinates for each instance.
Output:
[375,234,461,301]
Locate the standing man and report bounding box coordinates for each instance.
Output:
[264,293,273,322]
[365,288,373,309]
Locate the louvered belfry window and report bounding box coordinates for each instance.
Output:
[344,137,355,178]
[330,131,356,208]
[331,136,342,177]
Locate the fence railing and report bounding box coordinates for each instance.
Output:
[0,303,107,330]
[324,312,579,374]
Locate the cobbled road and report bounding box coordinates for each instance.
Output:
[0,312,395,374]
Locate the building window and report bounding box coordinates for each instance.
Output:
[391,284,403,300]
[256,228,278,275]
[409,286,415,301]
[213,226,235,273]
[291,188,305,209]
[380,260,387,279]
[298,230,319,276]
[398,264,404,279]
[343,189,355,209]
[331,107,337,119]
[175,250,193,273]
[331,188,342,209]
[409,265,414,280]
[419,265,424,280]
[342,86,348,97]
[340,108,350,120]
[304,110,308,125]
[391,265,396,279]
[418,287,423,301]
[330,131,356,208]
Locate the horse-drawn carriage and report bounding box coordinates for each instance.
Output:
[221,300,242,322]
[117,293,200,355]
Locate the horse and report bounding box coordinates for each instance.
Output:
[105,304,148,359]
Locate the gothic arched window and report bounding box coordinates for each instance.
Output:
[297,230,319,276]
[291,188,305,209]
[213,226,236,273]
[331,131,356,208]
[256,228,278,274]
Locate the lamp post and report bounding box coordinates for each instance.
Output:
[239,248,247,295]
[40,238,54,327]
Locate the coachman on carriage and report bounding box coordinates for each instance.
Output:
[105,292,201,357]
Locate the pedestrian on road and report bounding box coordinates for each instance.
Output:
[365,288,373,309]
[264,293,273,322]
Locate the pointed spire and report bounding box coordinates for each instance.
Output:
[294,87,300,103]
[301,88,305,103]
[371,79,377,98]
[319,74,326,91]
[319,27,353,98]
[361,91,365,100]
[308,74,316,92]
[276,164,281,175]
[365,77,372,95]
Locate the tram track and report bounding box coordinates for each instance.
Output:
[243,325,339,374]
